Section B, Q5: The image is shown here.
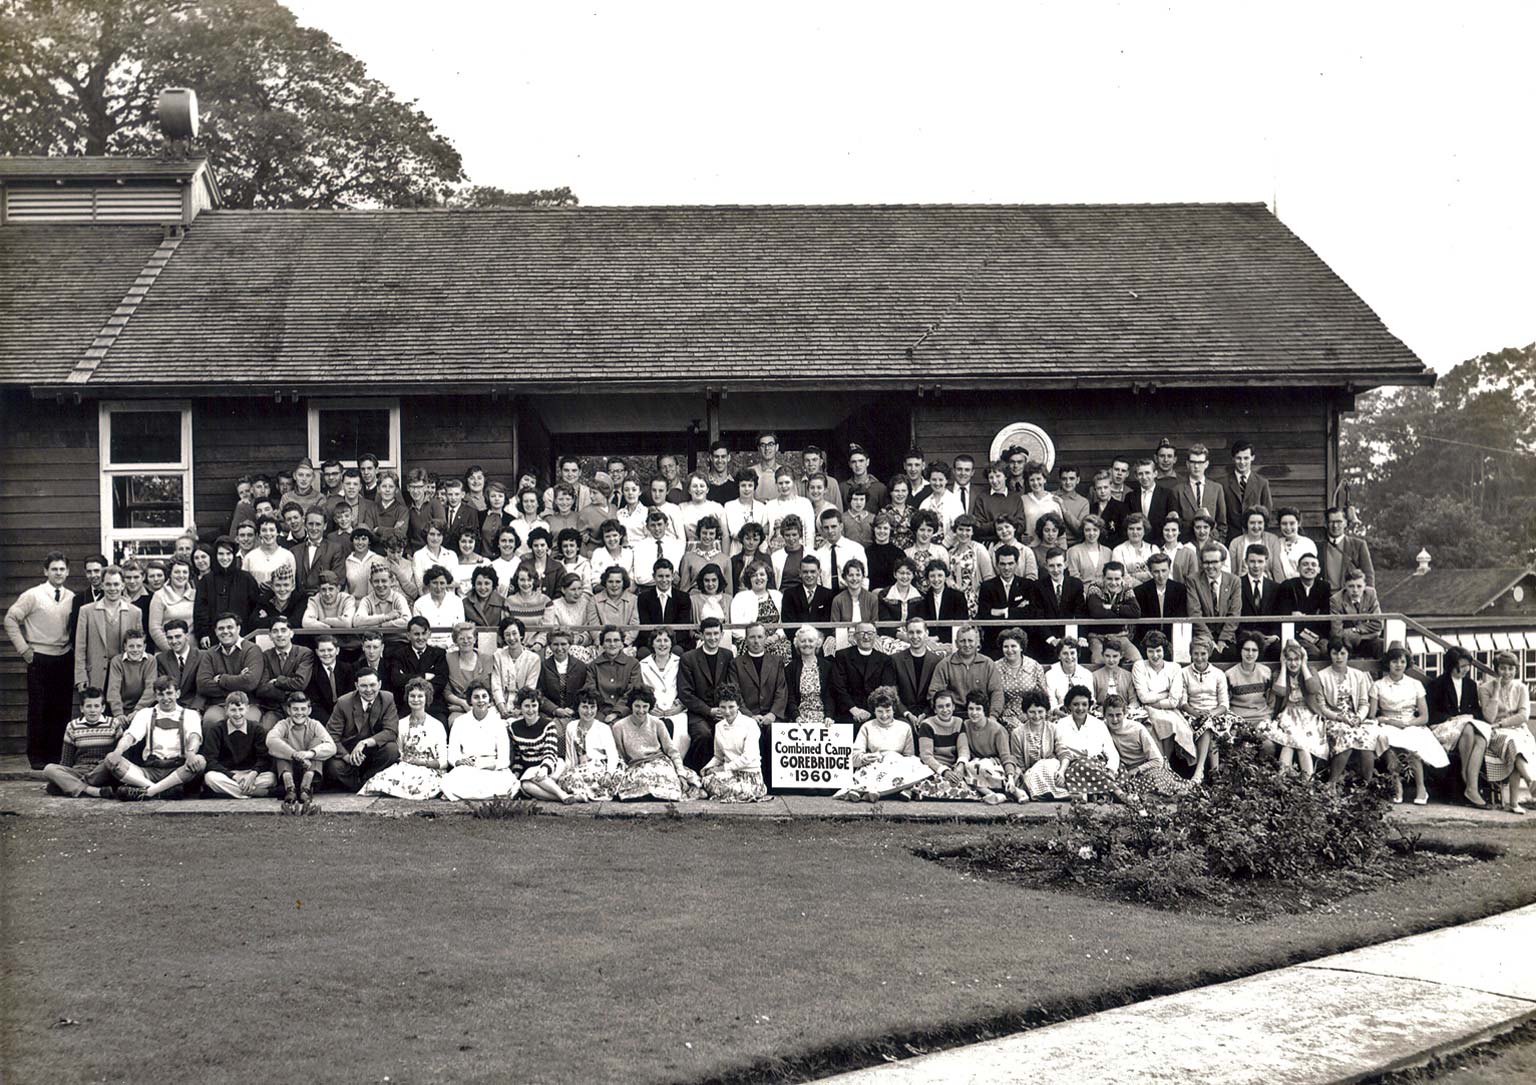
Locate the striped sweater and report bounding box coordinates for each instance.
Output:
[58,715,125,770]
[507,716,560,775]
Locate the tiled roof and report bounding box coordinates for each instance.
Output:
[1377,567,1534,616]
[0,225,166,383]
[0,155,209,180]
[2,202,1432,389]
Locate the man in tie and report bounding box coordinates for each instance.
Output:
[1237,544,1283,659]
[1028,549,1085,662]
[1222,439,1274,541]
[950,454,979,518]
[977,546,1032,655]
[384,616,449,704]
[636,560,694,653]
[1172,443,1228,542]
[678,618,736,772]
[1133,552,1189,651]
[1129,460,1174,532]
[781,555,834,631]
[1330,568,1385,658]
[305,634,354,722]
[155,619,205,711]
[1188,545,1242,661]
[254,616,316,727]
[812,509,867,593]
[1322,505,1376,588]
[5,551,77,767]
[323,667,399,791]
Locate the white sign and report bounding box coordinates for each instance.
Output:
[989,422,1056,471]
[770,722,854,791]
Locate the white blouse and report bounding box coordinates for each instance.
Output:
[640,653,685,715]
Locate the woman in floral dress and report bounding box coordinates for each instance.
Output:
[836,687,930,801]
[945,516,993,619]
[1180,637,1240,785]
[361,678,448,801]
[612,688,702,802]
[700,684,769,802]
[786,625,834,724]
[903,510,949,573]
[1132,632,1196,767]
[729,562,789,660]
[1265,640,1330,781]
[906,689,983,800]
[995,628,1048,727]
[883,477,916,550]
[1317,637,1385,788]
[1481,651,1536,813]
[1371,646,1445,804]
[557,690,622,802]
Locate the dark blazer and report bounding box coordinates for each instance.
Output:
[537,655,589,717]
[977,575,1034,652]
[325,689,400,753]
[1280,576,1333,643]
[890,648,942,719]
[255,644,316,710]
[1124,487,1175,537]
[1238,575,1283,643]
[917,588,968,642]
[1132,579,1189,646]
[731,652,789,720]
[678,646,736,725]
[785,653,835,722]
[1222,470,1274,541]
[831,647,898,718]
[635,587,694,652]
[306,658,356,721]
[1426,671,1482,725]
[384,643,449,705]
[155,645,206,711]
[782,583,835,627]
[1087,496,1130,547]
[290,537,346,592]
[440,504,482,553]
[1028,575,1086,659]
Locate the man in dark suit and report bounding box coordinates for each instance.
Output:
[831,623,899,722]
[1237,543,1283,658]
[781,555,835,632]
[305,633,355,721]
[1280,552,1332,657]
[537,630,589,719]
[976,546,1033,653]
[918,562,968,644]
[253,616,315,727]
[731,622,788,725]
[890,617,943,724]
[154,618,205,711]
[1222,439,1274,541]
[1028,548,1085,663]
[383,616,448,705]
[1187,545,1243,661]
[291,508,346,593]
[678,617,736,772]
[322,667,399,791]
[635,561,693,653]
[950,455,981,518]
[1087,472,1130,547]
[1125,460,1174,537]
[1132,553,1188,650]
[1170,443,1229,542]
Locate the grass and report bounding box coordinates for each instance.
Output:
[3,815,1536,1084]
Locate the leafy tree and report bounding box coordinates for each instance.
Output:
[1341,343,1536,568]
[0,0,465,208]
[447,185,579,209]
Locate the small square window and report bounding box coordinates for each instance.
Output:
[317,409,393,465]
[108,409,182,464]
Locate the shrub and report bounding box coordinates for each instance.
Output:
[470,795,547,819]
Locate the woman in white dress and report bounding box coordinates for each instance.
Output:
[506,489,549,557]
[591,521,636,587]
[361,678,448,801]
[1316,638,1385,789]
[1370,646,1445,804]
[439,682,518,801]
[1018,465,1064,543]
[639,627,690,762]
[1131,631,1194,766]
[1265,640,1329,781]
[1044,639,1091,717]
[1481,650,1536,814]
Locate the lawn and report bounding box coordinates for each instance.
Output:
[3,814,1535,1085]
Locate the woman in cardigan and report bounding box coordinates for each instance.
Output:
[1426,646,1493,807]
[147,557,197,652]
[1317,638,1385,789]
[508,688,577,803]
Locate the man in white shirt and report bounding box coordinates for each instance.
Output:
[950,455,979,518]
[631,511,685,588]
[643,477,687,540]
[811,509,868,593]
[764,470,815,548]
[103,676,204,800]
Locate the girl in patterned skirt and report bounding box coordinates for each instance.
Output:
[959,689,1018,804]
[1055,686,1128,801]
[1317,638,1387,789]
[557,690,623,802]
[1104,695,1194,799]
[700,684,770,802]
[1480,652,1535,814]
[837,687,930,801]
[1180,637,1240,786]
[1266,641,1330,781]
[906,689,983,800]
[361,678,448,801]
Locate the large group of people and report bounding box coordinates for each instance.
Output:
[6,436,1532,813]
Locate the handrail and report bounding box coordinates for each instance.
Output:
[1399,614,1497,677]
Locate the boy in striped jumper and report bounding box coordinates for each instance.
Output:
[41,687,121,798]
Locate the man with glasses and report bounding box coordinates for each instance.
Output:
[752,432,785,494]
[1187,544,1242,661]
[1173,443,1228,542]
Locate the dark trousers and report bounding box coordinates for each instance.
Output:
[27,653,75,769]
[684,715,715,773]
[322,741,399,791]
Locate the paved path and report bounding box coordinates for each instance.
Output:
[817,904,1536,1085]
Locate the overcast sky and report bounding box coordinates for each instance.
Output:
[287,0,1534,373]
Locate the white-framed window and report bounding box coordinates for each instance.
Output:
[99,401,195,563]
[307,398,402,471]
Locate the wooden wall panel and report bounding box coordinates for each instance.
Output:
[403,397,516,486]
[0,391,101,754]
[192,399,307,536]
[914,389,1333,530]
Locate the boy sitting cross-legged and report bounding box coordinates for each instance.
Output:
[265,690,336,815]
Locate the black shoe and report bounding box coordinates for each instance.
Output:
[281,788,299,815]
[96,786,117,801]
[299,788,320,816]
[117,786,149,801]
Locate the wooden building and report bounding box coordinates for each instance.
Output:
[0,153,1434,752]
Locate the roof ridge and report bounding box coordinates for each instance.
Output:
[67,230,183,385]
[196,201,1273,215]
